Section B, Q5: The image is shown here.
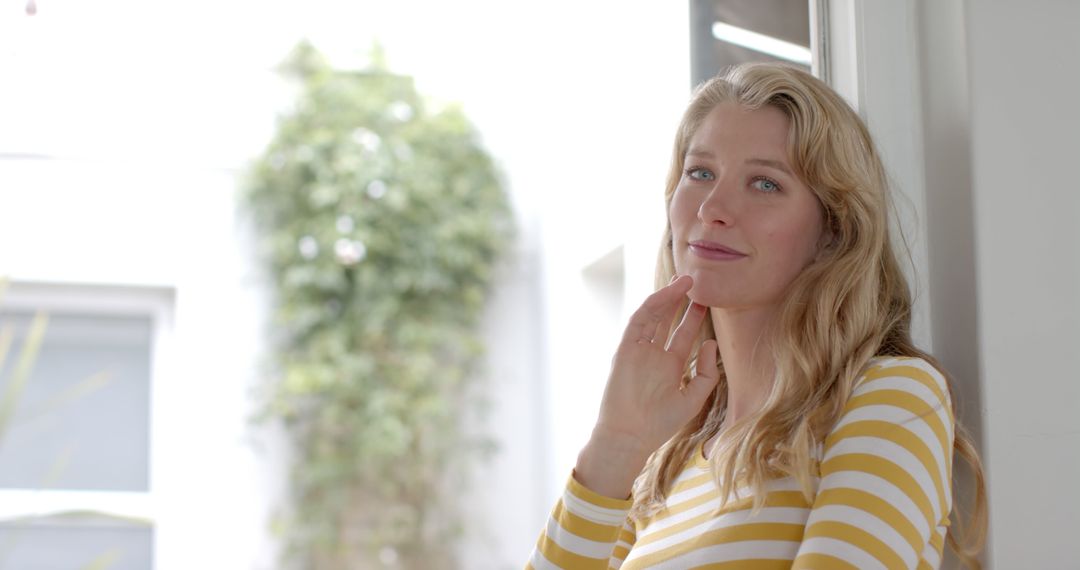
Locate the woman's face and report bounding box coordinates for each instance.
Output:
[669,102,825,309]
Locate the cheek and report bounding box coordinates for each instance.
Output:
[668,191,696,237]
[763,214,823,268]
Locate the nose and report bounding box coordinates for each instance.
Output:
[697,177,737,227]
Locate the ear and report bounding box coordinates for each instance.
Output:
[817,227,837,251]
[813,209,840,260]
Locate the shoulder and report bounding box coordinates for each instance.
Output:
[802,356,958,565]
[827,355,955,449]
[853,355,952,412]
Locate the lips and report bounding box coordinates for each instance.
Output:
[689,240,745,255]
[688,240,748,261]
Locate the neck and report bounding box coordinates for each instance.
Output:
[709,305,778,428]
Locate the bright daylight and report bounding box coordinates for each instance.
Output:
[1,1,1077,569]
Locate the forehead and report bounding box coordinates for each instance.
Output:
[688,102,792,157]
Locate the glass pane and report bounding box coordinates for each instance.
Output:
[0,311,151,491]
[0,514,152,570]
[690,0,812,87]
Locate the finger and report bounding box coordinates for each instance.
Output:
[686,339,721,402]
[621,275,693,345]
[666,301,707,355]
[694,339,719,380]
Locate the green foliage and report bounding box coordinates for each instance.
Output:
[243,42,513,569]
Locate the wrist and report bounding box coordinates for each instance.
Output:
[573,430,653,500]
[587,425,653,464]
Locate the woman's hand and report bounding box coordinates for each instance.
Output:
[574,274,720,499]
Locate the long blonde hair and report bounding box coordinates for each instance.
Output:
[631,62,987,567]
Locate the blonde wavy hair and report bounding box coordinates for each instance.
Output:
[630,62,987,567]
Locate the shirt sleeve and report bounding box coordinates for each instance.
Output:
[792,357,956,570]
[526,472,637,570]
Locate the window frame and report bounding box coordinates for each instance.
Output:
[0,279,174,567]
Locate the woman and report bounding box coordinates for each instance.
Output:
[527,63,987,569]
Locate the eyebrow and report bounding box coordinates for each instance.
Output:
[745,158,793,176]
[685,149,794,176]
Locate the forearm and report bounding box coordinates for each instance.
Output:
[526,473,635,570]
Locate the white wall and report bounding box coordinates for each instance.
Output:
[915,1,986,566]
[904,0,1080,565]
[829,2,1080,566]
[442,3,691,567]
[964,0,1080,565]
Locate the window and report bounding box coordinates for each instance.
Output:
[689,0,812,87]
[0,280,173,569]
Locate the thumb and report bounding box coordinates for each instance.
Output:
[685,339,721,403]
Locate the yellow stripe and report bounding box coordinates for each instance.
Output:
[617,527,636,544]
[535,532,610,569]
[917,560,934,570]
[551,501,625,543]
[802,520,907,569]
[626,522,804,568]
[812,487,924,555]
[792,552,861,570]
[636,491,810,547]
[842,389,951,464]
[930,527,945,553]
[820,453,936,527]
[669,471,714,494]
[639,484,721,525]
[567,473,634,509]
[828,418,948,518]
[861,364,953,421]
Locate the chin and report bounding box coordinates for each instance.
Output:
[685,272,764,309]
[687,282,733,308]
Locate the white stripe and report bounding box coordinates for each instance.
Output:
[639,495,723,537]
[668,465,814,503]
[642,476,813,538]
[671,462,709,485]
[543,513,619,560]
[796,536,889,570]
[647,540,801,569]
[901,357,950,392]
[632,505,809,558]
[807,504,918,565]
[852,375,953,434]
[563,491,631,526]
[833,404,951,490]
[664,476,716,506]
[850,374,951,422]
[921,525,946,568]
[817,470,932,538]
[825,435,945,522]
[868,358,951,402]
[527,547,562,570]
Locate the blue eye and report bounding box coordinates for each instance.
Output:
[686,167,715,181]
[751,177,781,193]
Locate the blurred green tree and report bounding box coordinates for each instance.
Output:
[243,42,513,569]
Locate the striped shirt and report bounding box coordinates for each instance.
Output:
[528,356,955,569]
